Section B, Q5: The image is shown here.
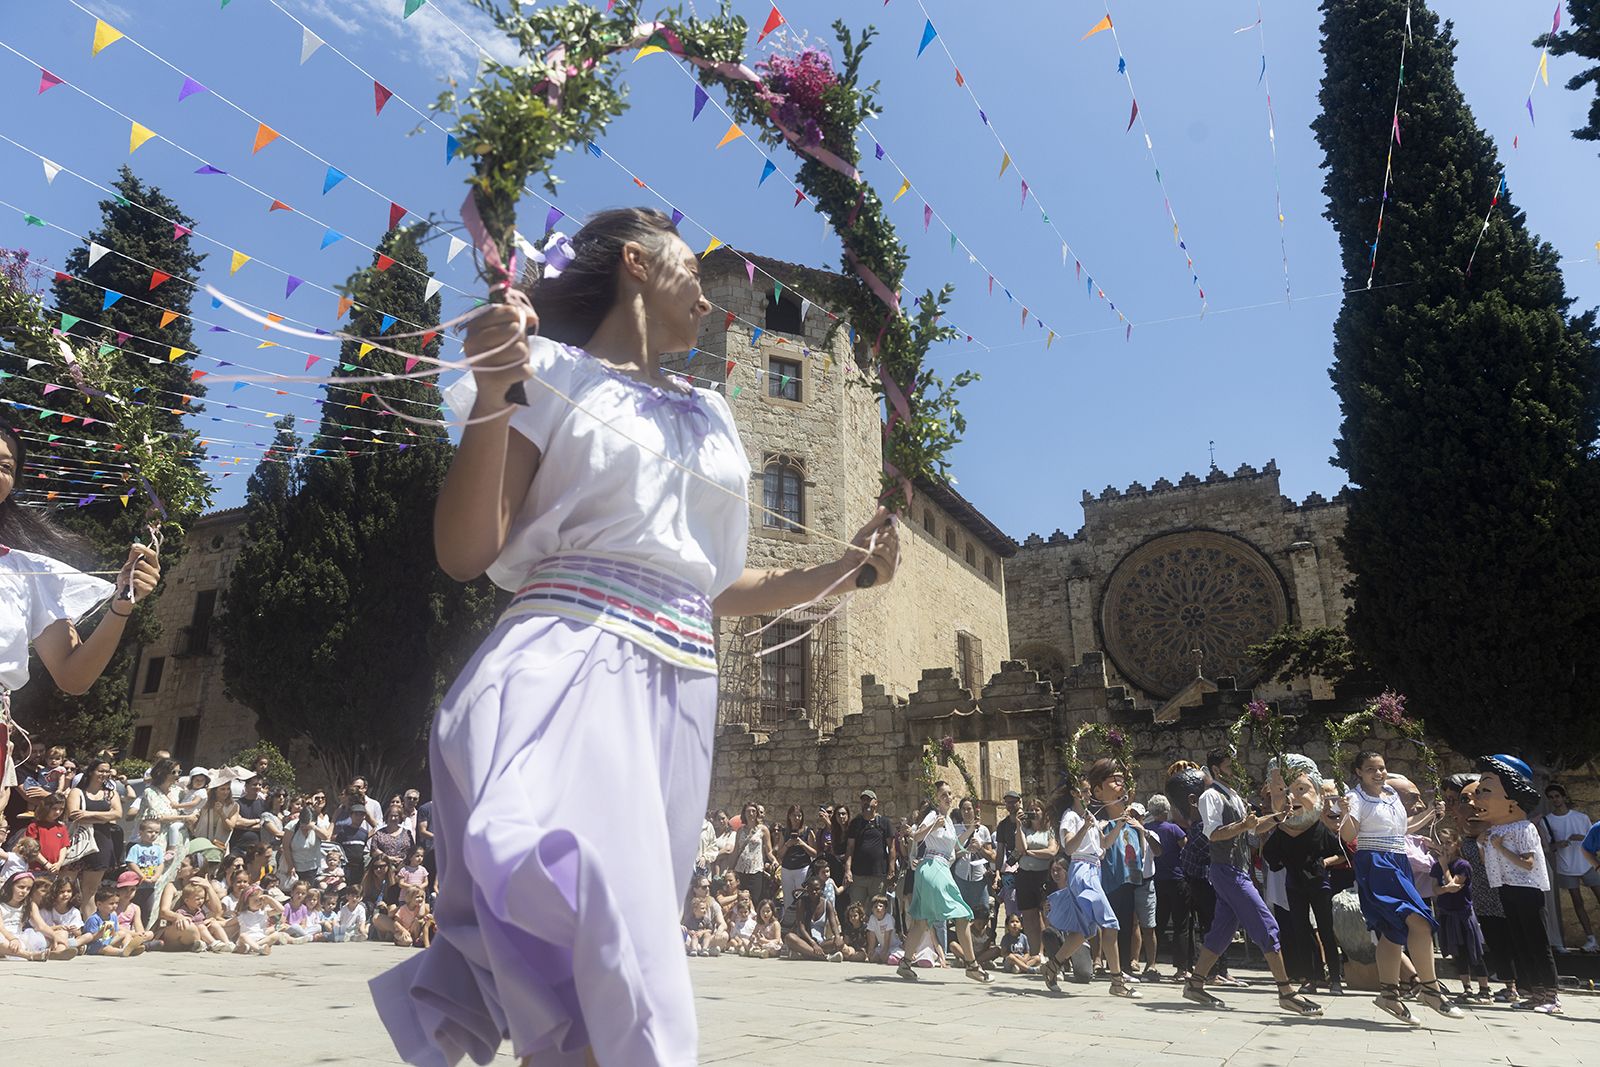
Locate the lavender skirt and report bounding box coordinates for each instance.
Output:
[370,615,717,1066]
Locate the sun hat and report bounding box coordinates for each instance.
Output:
[187,767,212,786]
[115,870,141,888]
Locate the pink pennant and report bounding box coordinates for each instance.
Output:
[923,204,933,232]
[404,356,420,373]
[173,224,192,240]
[374,81,394,116]
[38,69,63,94]
[304,355,320,371]
[1391,113,1401,146]
[744,259,755,285]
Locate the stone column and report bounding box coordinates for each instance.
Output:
[1287,542,1333,698]
[1065,575,1097,664]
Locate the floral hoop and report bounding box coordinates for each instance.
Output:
[1325,690,1441,795]
[1059,722,1138,799]
[1222,699,1290,796]
[917,736,980,804]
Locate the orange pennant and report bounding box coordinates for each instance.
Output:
[159,309,180,328]
[269,199,293,213]
[252,122,280,153]
[716,123,745,149]
[336,295,354,319]
[1081,14,1112,40]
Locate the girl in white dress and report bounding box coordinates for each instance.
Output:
[370,208,899,1067]
[1,419,160,812]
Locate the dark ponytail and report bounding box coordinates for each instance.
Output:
[0,418,94,563]
[520,207,680,348]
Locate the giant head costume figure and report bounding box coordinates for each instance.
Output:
[1472,754,1539,827]
[1265,753,1324,831]
[1166,763,1207,829]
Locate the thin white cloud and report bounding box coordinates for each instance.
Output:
[84,1,133,23]
[288,0,521,81]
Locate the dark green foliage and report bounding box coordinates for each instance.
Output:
[219,227,503,799]
[226,739,297,793]
[4,168,210,758]
[1313,1,1600,765]
[1246,626,1365,686]
[1543,0,1600,147]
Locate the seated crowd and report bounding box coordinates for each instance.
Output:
[0,743,437,961]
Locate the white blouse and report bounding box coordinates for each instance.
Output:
[919,811,959,862]
[1483,820,1551,892]
[444,338,751,598]
[1345,786,1408,853]
[1059,810,1104,862]
[0,547,114,691]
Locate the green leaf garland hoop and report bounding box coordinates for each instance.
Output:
[917,735,979,803]
[1059,722,1137,798]
[1222,699,1290,796]
[1325,690,1441,795]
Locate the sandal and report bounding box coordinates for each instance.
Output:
[896,958,918,981]
[1277,981,1324,1017]
[1400,975,1421,1001]
[965,963,991,984]
[1374,983,1417,1025]
[1110,977,1142,999]
[1419,980,1464,1019]
[1141,966,1161,982]
[1040,955,1061,991]
[1182,974,1227,1009]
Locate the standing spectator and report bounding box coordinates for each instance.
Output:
[952,797,994,922]
[776,805,818,920]
[193,770,257,853]
[993,789,1022,925]
[731,802,775,903]
[66,757,123,904]
[399,789,423,837]
[1011,796,1057,960]
[812,804,837,884]
[413,793,434,879]
[349,777,383,827]
[1147,794,1192,979]
[697,810,733,878]
[1125,801,1162,980]
[231,772,269,860]
[334,786,375,884]
[844,789,896,905]
[140,758,196,855]
[826,804,851,887]
[1541,784,1599,952]
[23,794,70,874]
[368,799,416,868]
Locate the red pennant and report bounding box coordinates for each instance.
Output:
[955,69,964,87]
[53,271,70,282]
[420,330,438,348]
[360,392,374,404]
[149,270,171,290]
[388,202,406,230]
[375,255,395,271]
[190,370,208,381]
[269,199,293,213]
[723,311,735,330]
[725,360,736,374]
[374,81,393,116]
[794,189,806,206]
[757,6,785,43]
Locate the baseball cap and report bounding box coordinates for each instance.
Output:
[115,870,141,888]
[1003,789,1022,800]
[859,788,877,800]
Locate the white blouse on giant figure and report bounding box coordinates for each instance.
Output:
[0,546,115,692]
[443,336,751,598]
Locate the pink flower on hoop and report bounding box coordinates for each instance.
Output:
[1106,728,1125,749]
[940,735,956,758]
[1373,690,1407,726]
[755,48,837,149]
[1247,699,1271,725]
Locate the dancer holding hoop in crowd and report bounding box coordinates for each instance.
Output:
[1,419,161,817]
[897,779,992,985]
[370,209,899,1067]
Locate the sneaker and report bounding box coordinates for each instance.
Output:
[1533,999,1564,1015]
[189,941,206,953]
[209,941,232,953]
[1328,980,1344,997]
[826,951,843,963]
[1584,936,1599,954]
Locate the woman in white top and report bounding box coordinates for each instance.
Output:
[897,780,992,985]
[371,208,899,1067]
[0,419,159,815]
[1322,749,1458,1023]
[952,797,995,923]
[1040,761,1139,998]
[0,872,54,961]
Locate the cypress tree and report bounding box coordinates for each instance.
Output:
[219,226,502,795]
[1544,0,1600,148]
[2,167,210,756]
[1313,1,1600,764]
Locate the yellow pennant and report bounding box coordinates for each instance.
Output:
[92,19,124,56]
[119,494,130,508]
[129,122,157,154]
[1046,330,1056,350]
[701,236,723,257]
[998,152,1011,179]
[257,341,279,349]
[167,346,184,361]
[716,123,745,149]
[893,178,911,203]
[230,250,250,274]
[1539,50,1548,86]
[358,343,375,359]
[634,44,667,62]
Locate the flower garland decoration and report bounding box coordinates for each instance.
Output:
[1325,690,1441,795]
[917,735,979,802]
[1222,698,1290,796]
[1059,722,1138,798]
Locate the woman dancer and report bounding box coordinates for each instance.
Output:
[897,780,991,984]
[1039,761,1139,998]
[371,209,898,1067]
[1,419,160,814]
[1322,750,1461,1022]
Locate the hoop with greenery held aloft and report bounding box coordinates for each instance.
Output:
[1222,698,1290,796]
[918,735,979,803]
[1059,722,1137,798]
[1325,690,1441,795]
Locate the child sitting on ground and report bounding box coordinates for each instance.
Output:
[683,896,716,957]
[175,880,231,952]
[319,847,347,896]
[111,871,155,947]
[840,900,870,962]
[304,888,332,942]
[332,884,367,943]
[280,881,315,944]
[725,890,757,955]
[82,887,144,957]
[996,913,1037,974]
[865,894,899,964]
[392,884,433,948]
[234,886,290,955]
[747,898,783,959]
[3,838,41,882]
[27,877,74,954]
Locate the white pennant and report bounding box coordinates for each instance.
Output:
[424,277,443,300]
[447,235,467,263]
[799,298,810,324]
[87,242,111,266]
[1061,242,1068,266]
[300,26,325,65]
[25,358,45,370]
[42,159,62,184]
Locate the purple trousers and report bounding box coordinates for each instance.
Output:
[1203,863,1281,957]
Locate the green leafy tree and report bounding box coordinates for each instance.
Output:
[219,226,502,798]
[1312,0,1600,765]
[2,169,210,757]
[1543,0,1600,148]
[1246,626,1367,687]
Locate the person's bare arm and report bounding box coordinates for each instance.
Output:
[32,545,158,696]
[712,511,898,617]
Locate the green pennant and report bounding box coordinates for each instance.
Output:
[731,385,743,398]
[96,343,116,357]
[47,434,60,442]
[773,280,783,303]
[949,231,957,252]
[23,214,45,227]
[60,313,81,331]
[404,0,428,17]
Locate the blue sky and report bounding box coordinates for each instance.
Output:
[2,0,1597,540]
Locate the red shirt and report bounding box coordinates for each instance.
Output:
[25,821,69,865]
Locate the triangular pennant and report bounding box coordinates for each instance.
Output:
[380,314,397,333]
[252,123,280,153]
[148,270,171,290]
[194,164,227,175]
[445,134,460,163]
[375,255,395,272]
[1081,14,1112,40]
[388,202,406,230]
[374,81,394,116]
[1539,50,1549,86]
[447,235,467,262]
[998,152,1011,178]
[336,295,354,319]
[300,26,325,64]
[304,355,320,371]
[404,356,421,374]
[190,370,208,382]
[759,160,777,186]
[167,344,187,362]
[421,330,438,349]
[285,275,304,298]
[1127,99,1139,131]
[758,6,785,43]
[701,236,723,257]
[323,166,347,194]
[716,124,745,149]
[178,76,207,102]
[38,68,64,94]
[60,313,82,332]
[230,250,250,274]
[269,199,294,213]
[88,242,111,267]
[42,158,62,184]
[917,19,938,57]
[744,260,756,285]
[799,298,810,323]
[160,309,180,328]
[692,85,709,121]
[173,223,191,240]
[404,0,428,16]
[92,20,124,57]
[357,343,375,360]
[924,204,933,232]
[424,277,443,300]
[893,178,911,202]
[129,122,157,154]
[320,228,344,250]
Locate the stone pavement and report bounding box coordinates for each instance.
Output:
[5,946,1593,1065]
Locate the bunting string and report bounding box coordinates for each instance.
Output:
[1240,1,1290,302]
[1365,2,1411,289]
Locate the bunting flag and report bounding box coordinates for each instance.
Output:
[87,243,111,267]
[917,19,938,57]
[129,122,157,154]
[336,295,354,319]
[323,166,346,194]
[1241,2,1291,301]
[744,260,756,285]
[285,275,304,298]
[388,202,407,230]
[998,152,1011,178]
[102,290,123,311]
[91,19,124,56]
[60,313,81,332]
[177,77,207,102]
[357,344,375,360]
[269,199,293,213]
[42,159,62,184]
[1365,4,1410,289]
[300,26,325,64]
[252,123,280,153]
[195,164,227,175]
[757,6,785,43]
[404,0,428,17]
[38,69,63,94]
[893,178,911,203]
[924,204,933,232]
[692,85,710,120]
[759,160,777,186]
[374,81,394,116]
[380,315,397,334]
[1081,14,1112,40]
[447,236,467,262]
[320,228,344,249]
[375,255,395,272]
[1126,99,1139,131]
[230,250,250,275]
[446,134,461,163]
[701,236,724,257]
[160,309,180,328]
[424,277,443,300]
[716,123,745,149]
[148,270,171,290]
[634,44,668,61]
